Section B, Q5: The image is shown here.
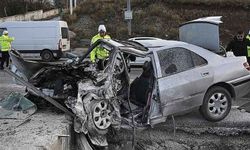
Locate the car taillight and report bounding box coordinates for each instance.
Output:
[243,62,250,71]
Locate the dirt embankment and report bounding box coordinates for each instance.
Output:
[63,0,250,48]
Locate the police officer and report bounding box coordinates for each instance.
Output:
[90,25,111,70]
[246,31,250,59]
[226,31,250,63]
[0,30,14,70]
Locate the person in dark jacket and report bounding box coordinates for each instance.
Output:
[226,31,250,63]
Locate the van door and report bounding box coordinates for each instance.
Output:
[60,27,70,51]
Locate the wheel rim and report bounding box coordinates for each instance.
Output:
[44,53,51,60]
[208,92,228,117]
[93,100,112,130]
[42,51,52,61]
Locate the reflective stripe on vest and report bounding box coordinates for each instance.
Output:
[247,35,250,57]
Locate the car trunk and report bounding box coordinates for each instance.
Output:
[179,16,222,54]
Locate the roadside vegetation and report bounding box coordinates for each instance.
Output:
[62,0,250,47]
[0,0,54,17]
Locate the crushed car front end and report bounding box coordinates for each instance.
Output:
[9,39,148,146]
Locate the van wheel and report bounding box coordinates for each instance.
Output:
[41,50,53,62]
[200,86,232,122]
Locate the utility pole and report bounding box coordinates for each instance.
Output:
[70,0,73,15]
[74,0,77,8]
[125,0,132,36]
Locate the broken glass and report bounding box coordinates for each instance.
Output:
[157,47,194,77]
[0,92,37,119]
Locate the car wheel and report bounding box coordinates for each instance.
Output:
[41,50,53,62]
[87,100,112,135]
[200,86,231,122]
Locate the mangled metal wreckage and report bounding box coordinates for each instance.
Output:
[9,39,154,146]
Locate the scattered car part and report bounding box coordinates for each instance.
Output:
[16,118,31,128]
[0,92,37,119]
[4,69,74,117]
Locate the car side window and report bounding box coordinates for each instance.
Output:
[157,47,194,77]
[191,52,208,67]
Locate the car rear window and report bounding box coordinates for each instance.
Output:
[61,27,69,40]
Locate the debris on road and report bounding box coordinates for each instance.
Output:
[0,92,36,119]
[16,118,31,128]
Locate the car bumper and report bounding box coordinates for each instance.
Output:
[228,75,250,98]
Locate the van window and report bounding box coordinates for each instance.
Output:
[61,27,69,40]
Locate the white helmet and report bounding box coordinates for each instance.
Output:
[98,25,106,32]
[3,30,8,35]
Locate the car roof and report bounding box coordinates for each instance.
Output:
[130,37,223,61]
[129,38,223,59]
[102,39,148,57]
[154,40,223,62]
[128,38,171,49]
[129,38,189,50]
[128,37,163,41]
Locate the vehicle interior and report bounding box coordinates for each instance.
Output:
[119,58,155,125]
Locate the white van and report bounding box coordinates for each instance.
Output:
[0,21,70,61]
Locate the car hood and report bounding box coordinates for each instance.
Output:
[179,16,222,53]
[9,50,57,79]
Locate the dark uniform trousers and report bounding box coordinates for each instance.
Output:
[0,51,10,69]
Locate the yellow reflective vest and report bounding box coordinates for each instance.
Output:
[0,35,14,52]
[90,34,111,62]
[247,35,250,57]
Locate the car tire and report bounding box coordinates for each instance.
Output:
[200,86,232,122]
[41,50,53,62]
[87,100,112,135]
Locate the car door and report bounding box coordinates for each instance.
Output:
[154,47,213,116]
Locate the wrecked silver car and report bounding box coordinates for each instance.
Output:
[7,17,250,147]
[8,37,250,147]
